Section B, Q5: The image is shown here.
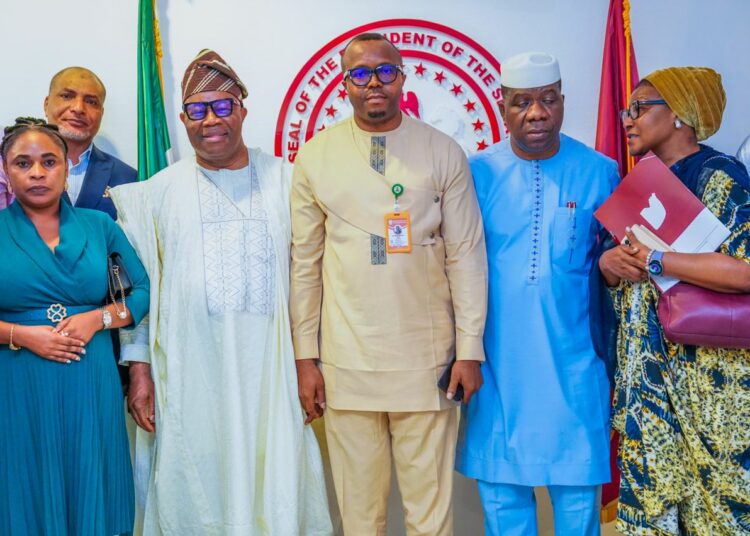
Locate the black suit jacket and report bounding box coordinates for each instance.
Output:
[73,144,137,219]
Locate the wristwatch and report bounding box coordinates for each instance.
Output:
[102,308,113,329]
[647,250,665,276]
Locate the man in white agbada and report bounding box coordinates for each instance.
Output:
[110,49,332,536]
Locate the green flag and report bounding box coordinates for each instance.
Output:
[137,0,171,181]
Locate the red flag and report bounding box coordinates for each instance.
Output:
[595,0,639,523]
[596,0,639,177]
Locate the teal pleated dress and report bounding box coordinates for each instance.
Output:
[0,200,149,535]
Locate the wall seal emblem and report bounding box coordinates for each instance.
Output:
[275,18,504,162]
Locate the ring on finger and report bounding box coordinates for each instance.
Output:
[61,331,70,337]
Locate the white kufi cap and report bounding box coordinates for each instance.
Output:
[501,52,561,89]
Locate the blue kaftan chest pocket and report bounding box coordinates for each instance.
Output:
[551,207,594,271]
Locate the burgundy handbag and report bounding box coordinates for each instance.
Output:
[657,283,750,349]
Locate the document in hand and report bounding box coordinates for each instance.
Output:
[594,153,730,291]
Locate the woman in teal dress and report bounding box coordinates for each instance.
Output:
[0,118,149,535]
[600,68,750,534]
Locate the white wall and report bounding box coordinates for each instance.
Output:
[1,1,748,168]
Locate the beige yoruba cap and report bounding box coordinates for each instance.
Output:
[501,52,561,89]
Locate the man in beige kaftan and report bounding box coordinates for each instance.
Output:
[290,34,488,535]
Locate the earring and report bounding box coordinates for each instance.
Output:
[675,119,682,129]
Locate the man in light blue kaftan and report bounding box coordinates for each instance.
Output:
[456,52,619,536]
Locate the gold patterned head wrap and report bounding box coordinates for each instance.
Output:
[643,67,726,141]
[181,49,248,102]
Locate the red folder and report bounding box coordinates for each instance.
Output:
[594,153,729,291]
[594,153,728,252]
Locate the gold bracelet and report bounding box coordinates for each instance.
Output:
[8,324,21,351]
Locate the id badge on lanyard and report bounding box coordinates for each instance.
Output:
[384,183,412,253]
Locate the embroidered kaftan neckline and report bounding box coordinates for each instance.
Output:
[196,162,275,317]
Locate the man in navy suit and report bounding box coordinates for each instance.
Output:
[44,67,136,217]
[45,66,137,388]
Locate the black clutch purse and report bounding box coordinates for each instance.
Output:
[106,252,133,304]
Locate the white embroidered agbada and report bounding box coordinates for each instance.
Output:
[111,148,332,536]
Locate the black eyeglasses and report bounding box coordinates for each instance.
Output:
[343,64,403,87]
[619,99,667,122]
[182,98,241,120]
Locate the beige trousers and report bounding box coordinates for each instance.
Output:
[324,406,458,536]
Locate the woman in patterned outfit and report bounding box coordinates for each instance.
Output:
[599,67,750,535]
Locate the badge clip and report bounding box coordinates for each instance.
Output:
[385,183,412,253]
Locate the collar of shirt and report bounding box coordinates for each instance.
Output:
[66,144,93,205]
[68,144,93,173]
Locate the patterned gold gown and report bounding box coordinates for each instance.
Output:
[611,146,750,535]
